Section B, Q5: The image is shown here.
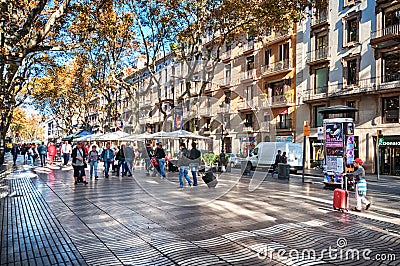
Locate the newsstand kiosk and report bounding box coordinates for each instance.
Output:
[318,106,358,189]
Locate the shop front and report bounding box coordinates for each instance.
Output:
[238,135,256,157]
[378,135,400,176]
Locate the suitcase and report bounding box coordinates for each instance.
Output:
[333,188,349,212]
[202,171,218,188]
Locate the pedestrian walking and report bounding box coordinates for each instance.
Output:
[71,142,88,185]
[177,143,192,188]
[143,143,153,175]
[61,141,72,166]
[11,143,19,166]
[88,145,99,180]
[347,158,371,212]
[116,144,131,177]
[100,143,114,178]
[154,142,166,178]
[189,142,201,186]
[48,142,57,165]
[124,143,134,175]
[37,141,47,167]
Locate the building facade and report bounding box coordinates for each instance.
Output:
[297,0,400,175]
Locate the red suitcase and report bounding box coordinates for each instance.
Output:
[333,188,349,212]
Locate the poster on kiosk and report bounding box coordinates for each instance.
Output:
[323,118,354,187]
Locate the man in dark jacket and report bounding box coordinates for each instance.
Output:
[189,142,201,186]
[154,142,166,178]
[37,142,47,167]
[11,144,20,166]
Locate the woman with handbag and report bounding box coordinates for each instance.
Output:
[71,142,88,185]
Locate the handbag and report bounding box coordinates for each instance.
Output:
[83,161,88,168]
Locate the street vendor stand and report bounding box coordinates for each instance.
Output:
[318,106,358,189]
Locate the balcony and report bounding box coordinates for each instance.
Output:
[241,69,257,81]
[217,104,231,114]
[243,123,254,132]
[265,30,291,45]
[271,94,293,106]
[261,59,291,77]
[220,77,231,87]
[371,24,400,49]
[303,86,328,102]
[311,14,328,27]
[306,47,329,65]
[221,50,231,61]
[237,100,253,110]
[259,121,270,132]
[243,41,254,53]
[379,74,400,91]
[199,107,212,116]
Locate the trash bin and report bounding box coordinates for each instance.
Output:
[241,161,250,176]
[278,163,290,179]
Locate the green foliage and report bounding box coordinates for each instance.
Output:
[201,153,219,166]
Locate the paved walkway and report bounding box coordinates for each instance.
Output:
[1,155,399,265]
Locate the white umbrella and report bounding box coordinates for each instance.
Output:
[85,133,105,141]
[95,131,130,141]
[166,130,211,140]
[119,133,150,141]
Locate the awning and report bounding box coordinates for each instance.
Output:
[278,109,288,115]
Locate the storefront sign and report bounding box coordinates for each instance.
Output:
[378,136,400,146]
[325,122,343,148]
[276,136,293,142]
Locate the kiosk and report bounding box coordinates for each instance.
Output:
[318,106,358,189]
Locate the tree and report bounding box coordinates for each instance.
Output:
[31,58,93,135]
[69,0,138,132]
[0,0,74,164]
[9,107,44,141]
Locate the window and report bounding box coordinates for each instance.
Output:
[277,112,290,129]
[385,9,400,29]
[344,57,359,86]
[315,32,328,59]
[246,55,254,70]
[264,49,271,66]
[315,67,328,94]
[344,13,360,46]
[245,113,253,127]
[382,97,399,123]
[347,18,358,43]
[383,50,400,82]
[225,64,231,84]
[245,85,253,102]
[278,43,289,61]
[314,106,325,127]
[224,90,231,104]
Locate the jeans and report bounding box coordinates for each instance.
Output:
[355,184,370,210]
[158,158,166,178]
[190,163,199,186]
[125,158,133,173]
[28,154,34,166]
[63,154,70,165]
[39,154,46,166]
[104,161,111,176]
[179,166,192,187]
[122,159,132,176]
[90,161,98,177]
[12,154,17,165]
